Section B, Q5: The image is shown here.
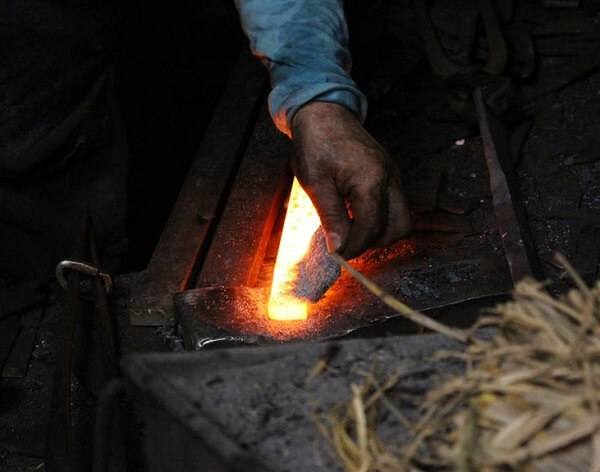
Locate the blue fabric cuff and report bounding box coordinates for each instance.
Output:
[235,0,367,137]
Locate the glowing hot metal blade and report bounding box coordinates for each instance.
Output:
[268,178,321,320]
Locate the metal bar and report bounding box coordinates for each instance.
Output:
[474,88,540,281]
[128,49,267,326]
[196,104,291,288]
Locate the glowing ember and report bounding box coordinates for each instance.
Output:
[268,178,321,320]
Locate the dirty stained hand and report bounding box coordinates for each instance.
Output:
[290,101,412,260]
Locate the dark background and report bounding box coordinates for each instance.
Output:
[117,0,243,271]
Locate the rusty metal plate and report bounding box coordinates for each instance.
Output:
[175,249,511,348]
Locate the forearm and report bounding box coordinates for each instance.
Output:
[234,0,367,137]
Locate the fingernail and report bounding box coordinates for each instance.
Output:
[326,232,342,253]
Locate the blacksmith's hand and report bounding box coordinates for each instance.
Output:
[290,101,412,260]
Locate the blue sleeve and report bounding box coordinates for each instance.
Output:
[234,0,368,137]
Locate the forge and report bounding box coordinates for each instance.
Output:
[6,3,600,472]
[124,50,518,350]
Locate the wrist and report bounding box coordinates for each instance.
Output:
[291,101,357,138]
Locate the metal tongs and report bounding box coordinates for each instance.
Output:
[45,213,120,472]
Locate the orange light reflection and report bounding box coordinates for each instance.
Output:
[268,178,321,320]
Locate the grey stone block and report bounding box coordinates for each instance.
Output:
[121,334,465,472]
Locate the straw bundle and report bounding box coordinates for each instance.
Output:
[320,255,600,472]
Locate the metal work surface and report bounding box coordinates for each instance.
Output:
[176,252,508,348]
[121,333,465,472]
[174,94,515,347]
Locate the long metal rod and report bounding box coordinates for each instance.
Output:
[474,88,540,282]
[45,215,123,471]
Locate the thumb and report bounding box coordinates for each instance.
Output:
[307,182,351,254]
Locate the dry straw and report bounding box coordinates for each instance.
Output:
[321,254,600,472]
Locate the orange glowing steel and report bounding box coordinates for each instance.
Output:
[268,178,321,320]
